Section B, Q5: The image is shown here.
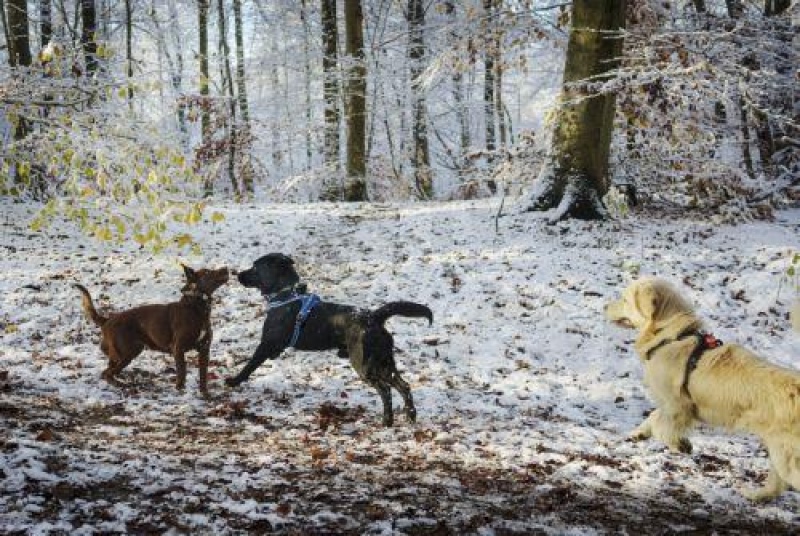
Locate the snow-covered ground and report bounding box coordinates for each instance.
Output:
[1,199,799,534]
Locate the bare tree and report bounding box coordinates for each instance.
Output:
[521,0,626,221]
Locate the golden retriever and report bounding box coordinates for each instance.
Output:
[606,277,800,501]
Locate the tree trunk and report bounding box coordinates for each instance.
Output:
[232,0,253,195]
[232,0,249,124]
[408,0,431,198]
[321,0,340,178]
[40,0,52,48]
[80,0,97,76]
[343,0,367,201]
[764,0,790,16]
[6,0,31,67]
[522,0,626,221]
[301,0,313,170]
[483,0,496,157]
[443,1,470,178]
[198,0,211,196]
[217,0,237,195]
[125,0,133,105]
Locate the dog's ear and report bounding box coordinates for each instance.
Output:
[633,281,661,335]
[181,263,197,280]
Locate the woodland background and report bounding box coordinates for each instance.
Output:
[0,0,797,248]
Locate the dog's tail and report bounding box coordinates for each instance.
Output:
[74,284,108,327]
[370,302,433,327]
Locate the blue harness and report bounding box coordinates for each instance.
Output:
[267,292,321,347]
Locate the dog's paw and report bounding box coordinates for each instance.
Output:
[742,487,778,502]
[676,438,693,455]
[224,377,239,388]
[627,430,649,443]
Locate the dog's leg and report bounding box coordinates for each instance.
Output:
[630,408,693,454]
[225,341,283,387]
[174,350,187,391]
[198,352,209,397]
[373,381,394,427]
[629,410,656,441]
[389,373,416,423]
[744,437,800,501]
[743,461,788,502]
[102,338,142,387]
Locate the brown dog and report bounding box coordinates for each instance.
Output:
[75,265,229,396]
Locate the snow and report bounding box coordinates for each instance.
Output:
[1,198,799,534]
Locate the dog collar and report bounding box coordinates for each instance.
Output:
[181,289,211,302]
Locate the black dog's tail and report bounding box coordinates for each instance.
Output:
[370,301,433,327]
[74,284,108,327]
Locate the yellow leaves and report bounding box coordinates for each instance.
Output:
[186,205,202,224]
[174,233,194,248]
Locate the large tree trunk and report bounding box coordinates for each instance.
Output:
[522,0,626,221]
[343,0,367,201]
[408,0,431,198]
[6,0,31,67]
[80,0,97,76]
[321,0,340,179]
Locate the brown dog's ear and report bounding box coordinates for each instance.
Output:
[181,263,196,280]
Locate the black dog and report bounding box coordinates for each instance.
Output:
[226,253,433,426]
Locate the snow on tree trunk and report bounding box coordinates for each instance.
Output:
[522,0,626,221]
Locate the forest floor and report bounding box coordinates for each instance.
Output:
[1,199,799,534]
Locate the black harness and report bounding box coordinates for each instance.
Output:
[645,328,723,398]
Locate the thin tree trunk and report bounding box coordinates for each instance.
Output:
[40,0,52,48]
[483,0,496,159]
[217,0,237,195]
[408,0,431,198]
[344,0,367,201]
[321,0,340,179]
[125,0,133,106]
[301,0,313,170]
[522,0,626,221]
[232,0,248,124]
[80,0,97,76]
[198,0,212,196]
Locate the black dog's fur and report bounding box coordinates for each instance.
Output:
[226,253,433,426]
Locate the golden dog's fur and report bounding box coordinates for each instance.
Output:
[606,278,800,501]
